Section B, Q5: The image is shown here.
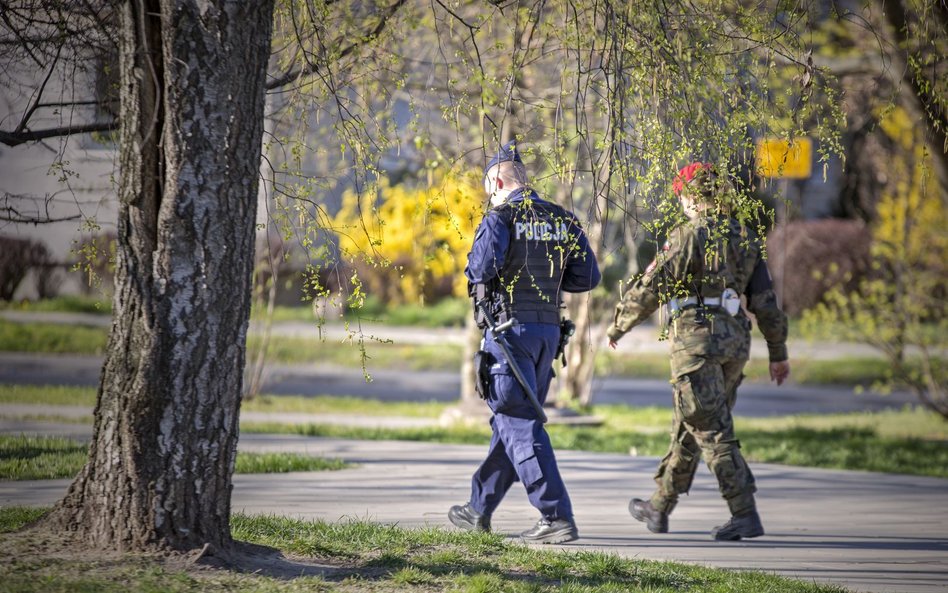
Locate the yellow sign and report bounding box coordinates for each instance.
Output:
[755,137,813,179]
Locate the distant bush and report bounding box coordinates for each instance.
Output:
[766,219,871,316]
[331,172,482,306]
[0,236,54,301]
[803,106,948,419]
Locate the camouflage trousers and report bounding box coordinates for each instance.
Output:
[649,317,757,516]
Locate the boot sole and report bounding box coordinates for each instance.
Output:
[521,527,579,544]
[713,528,764,541]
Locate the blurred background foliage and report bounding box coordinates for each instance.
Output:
[331,170,483,306]
[1,0,945,412]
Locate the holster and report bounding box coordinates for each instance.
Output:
[555,318,576,366]
[473,350,495,400]
[469,280,507,330]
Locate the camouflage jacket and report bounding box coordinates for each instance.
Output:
[606,215,788,362]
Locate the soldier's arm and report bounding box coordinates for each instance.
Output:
[606,281,660,343]
[606,227,696,342]
[745,258,788,362]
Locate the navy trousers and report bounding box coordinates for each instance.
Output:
[468,322,573,521]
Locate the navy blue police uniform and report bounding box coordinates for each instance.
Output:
[462,143,601,534]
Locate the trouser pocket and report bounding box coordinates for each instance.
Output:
[512,441,543,486]
[674,363,725,425]
[488,364,532,416]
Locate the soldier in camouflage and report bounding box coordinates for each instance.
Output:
[606,162,791,541]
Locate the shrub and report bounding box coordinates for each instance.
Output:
[803,105,948,418]
[766,219,871,316]
[331,172,482,306]
[0,236,53,301]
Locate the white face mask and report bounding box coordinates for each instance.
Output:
[489,190,511,208]
[484,174,510,207]
[680,195,702,220]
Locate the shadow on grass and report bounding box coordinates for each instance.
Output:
[2,510,843,592]
[231,542,702,591]
[0,440,86,462]
[740,426,948,477]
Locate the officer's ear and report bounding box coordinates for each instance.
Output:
[496,177,505,190]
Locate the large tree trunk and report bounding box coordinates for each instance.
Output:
[45,0,274,552]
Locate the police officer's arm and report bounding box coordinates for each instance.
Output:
[561,220,601,293]
[465,211,510,284]
[745,258,790,383]
[606,226,697,343]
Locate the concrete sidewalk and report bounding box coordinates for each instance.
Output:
[2,426,945,593]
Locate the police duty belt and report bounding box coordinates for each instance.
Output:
[476,301,549,423]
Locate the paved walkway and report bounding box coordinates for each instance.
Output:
[1,312,943,591]
[2,420,946,593]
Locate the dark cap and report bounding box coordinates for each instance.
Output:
[484,140,522,178]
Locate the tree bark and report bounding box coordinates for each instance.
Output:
[561,191,608,408]
[45,0,275,552]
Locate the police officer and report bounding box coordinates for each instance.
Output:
[606,162,791,541]
[448,140,601,544]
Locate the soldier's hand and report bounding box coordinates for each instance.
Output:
[608,340,618,350]
[769,360,790,386]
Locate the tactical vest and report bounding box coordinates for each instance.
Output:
[491,193,579,324]
[694,217,760,299]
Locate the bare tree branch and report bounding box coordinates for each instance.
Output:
[0,121,116,147]
[1,192,82,224]
[0,2,44,68]
[13,42,63,134]
[266,0,407,90]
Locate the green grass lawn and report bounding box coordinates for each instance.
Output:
[3,384,945,478]
[0,434,350,480]
[2,295,471,327]
[0,295,112,314]
[0,319,109,355]
[0,318,463,371]
[0,507,851,593]
[242,405,948,478]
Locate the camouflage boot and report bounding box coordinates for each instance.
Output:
[711,510,764,541]
[628,498,669,534]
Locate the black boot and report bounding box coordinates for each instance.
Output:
[520,517,579,544]
[711,510,764,541]
[448,503,491,532]
[629,498,669,534]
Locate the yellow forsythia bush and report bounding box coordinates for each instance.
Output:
[874,106,948,270]
[331,171,484,305]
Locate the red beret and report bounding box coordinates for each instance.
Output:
[672,162,713,196]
